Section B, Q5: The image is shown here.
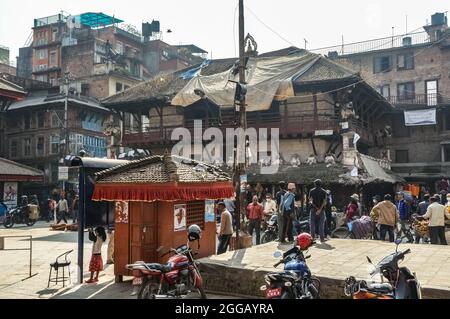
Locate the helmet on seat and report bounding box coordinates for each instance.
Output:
[296,233,313,251]
[188,224,202,242]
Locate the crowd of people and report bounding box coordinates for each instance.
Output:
[215,180,450,255]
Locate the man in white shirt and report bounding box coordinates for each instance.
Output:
[423,195,450,245]
[217,202,233,255]
[263,194,277,230]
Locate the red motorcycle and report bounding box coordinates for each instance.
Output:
[126,242,206,299]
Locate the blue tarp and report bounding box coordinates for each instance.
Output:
[180,60,211,80]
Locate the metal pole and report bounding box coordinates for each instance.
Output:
[29,236,32,278]
[64,73,69,156]
[233,0,247,250]
[77,165,85,284]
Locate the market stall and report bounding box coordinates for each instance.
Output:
[92,154,233,281]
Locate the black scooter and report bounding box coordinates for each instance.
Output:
[344,239,421,299]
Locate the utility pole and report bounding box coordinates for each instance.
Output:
[233,0,247,250]
[62,72,71,158]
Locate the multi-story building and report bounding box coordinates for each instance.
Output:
[0,46,16,76]
[16,13,207,99]
[3,82,111,197]
[103,47,401,211]
[315,12,450,193]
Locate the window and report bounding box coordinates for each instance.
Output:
[52,28,58,42]
[116,82,123,93]
[186,201,205,230]
[24,114,31,130]
[377,85,390,99]
[444,145,450,162]
[49,51,57,66]
[373,56,392,73]
[397,82,415,101]
[116,42,124,54]
[36,49,47,59]
[37,137,44,156]
[10,140,18,158]
[397,53,414,70]
[392,114,410,137]
[51,113,60,128]
[426,80,438,106]
[395,150,409,163]
[35,74,48,82]
[50,135,60,154]
[23,138,31,156]
[37,112,45,128]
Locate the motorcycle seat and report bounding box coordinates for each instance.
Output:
[144,263,172,273]
[367,282,393,294]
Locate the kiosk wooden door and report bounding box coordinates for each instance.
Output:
[130,202,158,263]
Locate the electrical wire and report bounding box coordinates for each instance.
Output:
[244,5,296,47]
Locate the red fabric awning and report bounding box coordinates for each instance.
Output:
[92,182,234,202]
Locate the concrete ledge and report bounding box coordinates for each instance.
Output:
[198,240,450,299]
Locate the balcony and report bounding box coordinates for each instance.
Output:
[388,93,450,107]
[122,112,347,147]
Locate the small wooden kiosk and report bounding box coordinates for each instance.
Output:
[92,154,233,281]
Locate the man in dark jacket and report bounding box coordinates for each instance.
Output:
[309,179,328,242]
[280,183,296,243]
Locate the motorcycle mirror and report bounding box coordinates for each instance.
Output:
[395,238,402,245]
[273,251,282,258]
[366,256,373,264]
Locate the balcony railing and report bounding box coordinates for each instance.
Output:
[121,113,364,146]
[388,93,450,106]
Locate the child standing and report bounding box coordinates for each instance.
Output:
[86,226,106,283]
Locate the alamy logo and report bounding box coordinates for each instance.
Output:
[171,120,280,174]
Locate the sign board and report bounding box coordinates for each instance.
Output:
[174,204,187,232]
[58,166,69,181]
[205,200,215,223]
[340,122,349,129]
[2,182,17,210]
[315,130,334,136]
[404,109,436,126]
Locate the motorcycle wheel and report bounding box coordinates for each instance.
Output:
[308,277,321,299]
[261,232,277,244]
[26,219,36,227]
[197,285,207,299]
[137,279,159,299]
[3,216,14,228]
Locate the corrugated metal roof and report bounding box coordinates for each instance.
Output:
[0,157,43,178]
[8,94,110,111]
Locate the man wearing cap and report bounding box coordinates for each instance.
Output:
[423,195,450,245]
[309,179,328,242]
[247,195,264,245]
[280,183,296,243]
[217,202,233,254]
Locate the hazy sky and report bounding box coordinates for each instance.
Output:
[0,0,447,63]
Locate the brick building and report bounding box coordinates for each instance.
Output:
[102,47,402,211]
[314,12,450,193]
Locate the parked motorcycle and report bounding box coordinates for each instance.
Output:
[126,225,206,299]
[261,215,278,244]
[260,245,321,299]
[344,239,421,299]
[3,205,36,228]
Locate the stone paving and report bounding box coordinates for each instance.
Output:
[0,222,237,299]
[199,237,450,298]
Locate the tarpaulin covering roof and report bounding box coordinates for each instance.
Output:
[359,154,404,184]
[92,154,233,202]
[101,47,371,112]
[171,51,323,112]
